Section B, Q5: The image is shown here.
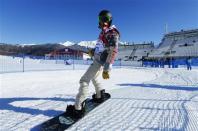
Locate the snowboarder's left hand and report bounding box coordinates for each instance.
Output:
[102,71,109,79]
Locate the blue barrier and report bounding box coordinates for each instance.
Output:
[143,58,198,68]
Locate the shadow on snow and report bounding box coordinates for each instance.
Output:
[0,96,75,117]
[117,83,198,91]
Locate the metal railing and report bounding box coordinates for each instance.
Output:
[1,55,140,73]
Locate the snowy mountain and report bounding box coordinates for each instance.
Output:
[0,41,97,56]
[0,43,65,56]
[59,41,75,47]
[20,43,37,47]
[78,40,97,48]
[59,40,97,48]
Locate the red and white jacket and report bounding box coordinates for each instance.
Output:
[94,25,120,71]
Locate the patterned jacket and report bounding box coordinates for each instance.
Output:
[94,25,120,71]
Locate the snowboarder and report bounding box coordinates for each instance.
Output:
[66,10,120,118]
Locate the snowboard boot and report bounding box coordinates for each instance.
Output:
[92,89,110,103]
[65,105,85,119]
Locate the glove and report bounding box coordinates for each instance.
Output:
[102,71,110,79]
[88,49,94,57]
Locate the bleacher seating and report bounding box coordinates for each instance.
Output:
[171,37,198,57]
[117,49,134,60]
[132,48,152,60]
[148,29,198,58]
[102,29,198,62]
[117,43,154,61]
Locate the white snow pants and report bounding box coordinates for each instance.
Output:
[75,60,103,110]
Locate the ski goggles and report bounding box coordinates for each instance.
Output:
[98,15,111,23]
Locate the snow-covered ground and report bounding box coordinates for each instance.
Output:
[1,66,198,130]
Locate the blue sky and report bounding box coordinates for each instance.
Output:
[0,0,198,45]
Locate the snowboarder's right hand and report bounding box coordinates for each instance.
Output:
[102,71,109,79]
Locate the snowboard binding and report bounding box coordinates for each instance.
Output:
[65,100,86,119]
[65,90,110,119]
[92,89,111,103]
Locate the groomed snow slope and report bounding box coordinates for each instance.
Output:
[0,67,198,131]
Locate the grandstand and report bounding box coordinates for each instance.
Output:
[116,29,198,67]
[117,42,154,61]
[149,29,198,59]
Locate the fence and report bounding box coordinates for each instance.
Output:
[2,55,197,74]
[0,55,143,73]
[0,56,82,73]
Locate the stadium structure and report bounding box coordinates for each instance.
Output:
[117,42,154,61]
[115,29,198,68]
[148,29,198,59]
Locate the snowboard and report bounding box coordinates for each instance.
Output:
[40,93,110,131]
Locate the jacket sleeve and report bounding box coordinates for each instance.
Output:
[103,30,120,71]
